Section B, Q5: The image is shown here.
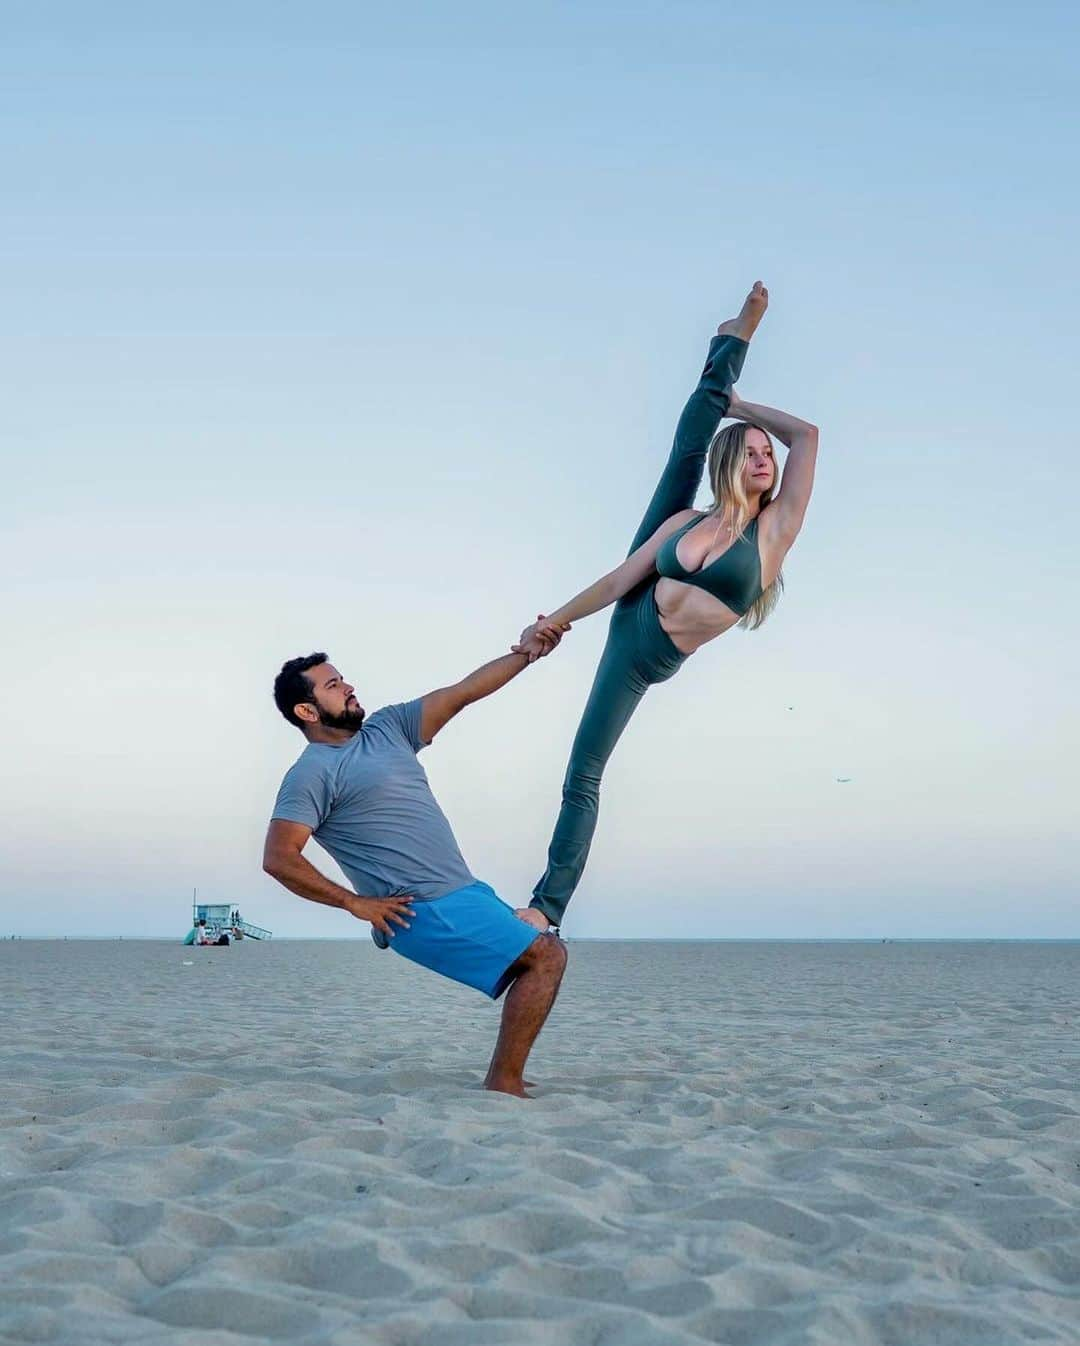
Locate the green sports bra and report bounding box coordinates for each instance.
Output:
[655,513,764,616]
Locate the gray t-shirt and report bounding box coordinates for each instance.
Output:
[271,699,475,902]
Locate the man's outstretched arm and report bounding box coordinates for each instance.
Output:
[419,626,562,743]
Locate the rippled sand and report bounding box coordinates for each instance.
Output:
[2,938,1078,1344]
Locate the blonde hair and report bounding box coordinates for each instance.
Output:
[705,421,783,630]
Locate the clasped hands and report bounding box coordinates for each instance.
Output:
[512,614,571,663]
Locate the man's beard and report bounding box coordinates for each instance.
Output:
[317,704,366,731]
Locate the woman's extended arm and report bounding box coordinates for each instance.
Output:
[731,390,819,543]
[513,509,694,657]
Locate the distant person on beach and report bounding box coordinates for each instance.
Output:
[195,918,211,945]
[263,640,567,1098]
[514,283,819,933]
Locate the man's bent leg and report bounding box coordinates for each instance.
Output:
[484,934,568,1097]
[387,881,539,997]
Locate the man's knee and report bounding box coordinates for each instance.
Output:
[521,932,568,978]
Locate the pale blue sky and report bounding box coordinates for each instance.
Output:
[2,3,1077,938]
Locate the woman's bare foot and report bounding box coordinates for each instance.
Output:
[716,280,769,342]
[514,907,551,933]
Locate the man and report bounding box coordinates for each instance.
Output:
[262,636,568,1097]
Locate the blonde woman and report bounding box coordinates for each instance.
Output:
[515,283,818,932]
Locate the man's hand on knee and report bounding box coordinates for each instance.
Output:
[514,907,552,933]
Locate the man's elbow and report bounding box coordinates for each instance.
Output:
[262,849,290,880]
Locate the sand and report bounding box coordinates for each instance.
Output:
[1,937,1078,1345]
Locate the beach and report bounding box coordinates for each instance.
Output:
[2,937,1078,1345]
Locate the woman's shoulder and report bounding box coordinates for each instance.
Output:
[637,508,700,555]
[664,507,703,530]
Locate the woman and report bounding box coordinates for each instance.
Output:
[514,282,818,932]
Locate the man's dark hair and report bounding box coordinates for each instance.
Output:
[273,652,328,728]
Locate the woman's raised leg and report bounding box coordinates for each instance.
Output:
[623,282,768,561]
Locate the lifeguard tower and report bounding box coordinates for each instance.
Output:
[183,895,272,945]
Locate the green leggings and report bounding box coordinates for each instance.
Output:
[530,334,748,926]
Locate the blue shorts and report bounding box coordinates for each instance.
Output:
[378,880,540,999]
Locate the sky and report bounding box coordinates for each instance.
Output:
[2,2,1078,938]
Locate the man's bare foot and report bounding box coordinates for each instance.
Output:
[514,907,551,933]
[484,1072,531,1098]
[716,280,769,343]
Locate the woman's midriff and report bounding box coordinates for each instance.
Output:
[654,576,742,655]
